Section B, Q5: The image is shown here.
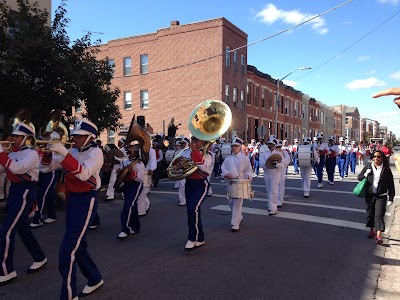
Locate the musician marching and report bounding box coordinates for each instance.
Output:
[0,123,48,285]
[337,137,347,181]
[40,118,104,299]
[326,136,339,185]
[259,137,284,216]
[295,138,320,198]
[173,141,182,189]
[221,135,253,232]
[313,133,329,188]
[117,144,145,239]
[275,140,290,208]
[176,137,190,206]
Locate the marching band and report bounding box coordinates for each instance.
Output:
[0,105,394,298]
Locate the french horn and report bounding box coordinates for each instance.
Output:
[167,100,232,180]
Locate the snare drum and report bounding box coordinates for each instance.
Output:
[143,172,152,188]
[228,179,252,199]
[221,144,232,159]
[297,145,314,167]
[164,150,176,163]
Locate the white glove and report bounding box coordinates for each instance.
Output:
[364,169,371,178]
[49,143,68,157]
[387,200,393,206]
[0,144,3,153]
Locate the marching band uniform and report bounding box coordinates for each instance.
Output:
[40,119,103,300]
[173,138,189,206]
[106,138,127,200]
[276,140,291,207]
[282,140,291,177]
[349,142,358,175]
[295,138,320,197]
[0,123,47,285]
[313,133,329,188]
[221,136,252,232]
[325,136,339,185]
[259,138,283,215]
[137,146,157,216]
[173,142,182,189]
[337,138,347,180]
[183,137,212,251]
[118,144,145,239]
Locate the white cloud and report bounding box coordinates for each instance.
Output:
[345,77,386,90]
[377,0,400,4]
[357,56,370,61]
[254,3,328,35]
[389,71,400,80]
[282,79,298,87]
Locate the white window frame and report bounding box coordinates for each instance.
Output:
[140,90,148,110]
[225,84,230,103]
[140,54,148,75]
[124,91,132,110]
[240,90,245,109]
[123,56,131,76]
[225,46,230,67]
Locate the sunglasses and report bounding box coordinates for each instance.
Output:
[373,156,382,158]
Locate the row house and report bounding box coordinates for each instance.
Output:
[345,107,360,141]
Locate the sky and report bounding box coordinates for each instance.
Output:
[50,0,400,136]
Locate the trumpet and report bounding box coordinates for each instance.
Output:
[35,140,74,146]
[0,141,14,150]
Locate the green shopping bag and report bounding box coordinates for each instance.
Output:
[353,178,367,198]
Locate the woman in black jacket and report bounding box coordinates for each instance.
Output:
[358,150,395,244]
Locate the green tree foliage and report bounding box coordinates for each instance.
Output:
[0,0,121,133]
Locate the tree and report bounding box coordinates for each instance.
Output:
[0,0,121,133]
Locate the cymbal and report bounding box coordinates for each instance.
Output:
[266,153,282,169]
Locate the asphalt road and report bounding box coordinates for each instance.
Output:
[1,163,397,300]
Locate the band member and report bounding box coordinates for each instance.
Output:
[173,142,182,189]
[259,138,283,215]
[106,138,127,200]
[282,139,291,178]
[326,136,339,185]
[221,136,252,232]
[176,137,190,206]
[41,119,103,299]
[31,131,62,227]
[295,138,320,197]
[137,142,156,216]
[118,144,145,239]
[0,123,48,285]
[337,137,347,180]
[313,133,329,188]
[349,141,358,175]
[275,140,291,208]
[182,136,212,251]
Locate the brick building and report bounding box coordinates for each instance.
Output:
[96,18,248,143]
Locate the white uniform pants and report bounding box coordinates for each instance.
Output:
[277,168,286,206]
[300,167,312,194]
[137,186,150,215]
[178,179,186,204]
[106,164,119,198]
[263,169,281,213]
[174,181,179,189]
[207,174,213,195]
[229,198,243,226]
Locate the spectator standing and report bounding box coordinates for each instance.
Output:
[167,118,181,150]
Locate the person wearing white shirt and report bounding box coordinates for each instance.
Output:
[313,133,329,188]
[137,145,157,216]
[221,136,252,232]
[275,140,290,207]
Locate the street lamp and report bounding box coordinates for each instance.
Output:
[274,67,311,138]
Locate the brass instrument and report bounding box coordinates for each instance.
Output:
[0,141,14,150]
[35,140,73,146]
[167,100,232,180]
[10,108,36,133]
[40,109,69,143]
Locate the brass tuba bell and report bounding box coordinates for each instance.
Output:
[167,100,232,180]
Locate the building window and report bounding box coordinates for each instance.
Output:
[225,84,230,103]
[140,90,148,109]
[240,90,245,109]
[241,54,245,74]
[233,87,238,106]
[309,107,313,122]
[345,117,349,125]
[285,124,290,139]
[255,86,259,107]
[108,59,115,77]
[269,91,273,111]
[321,112,324,124]
[107,129,115,144]
[246,82,251,104]
[261,89,266,108]
[123,56,131,76]
[140,54,148,75]
[315,109,319,123]
[124,91,132,109]
[294,102,298,118]
[233,51,238,70]
[225,46,230,67]
[285,100,289,115]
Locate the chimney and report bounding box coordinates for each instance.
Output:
[170,20,180,27]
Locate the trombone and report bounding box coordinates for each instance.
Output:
[35,140,74,152]
[0,141,14,150]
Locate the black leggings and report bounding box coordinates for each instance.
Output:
[365,194,387,232]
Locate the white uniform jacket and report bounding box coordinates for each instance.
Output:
[221,151,253,180]
[122,158,145,183]
[40,143,102,193]
[259,148,284,170]
[146,147,157,172]
[0,147,39,182]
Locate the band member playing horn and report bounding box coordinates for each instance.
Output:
[326,136,339,185]
[313,133,329,188]
[259,138,283,216]
[275,139,291,208]
[137,142,156,216]
[40,118,103,299]
[0,123,48,285]
[117,144,145,239]
[105,138,127,200]
[294,138,320,198]
[176,137,190,206]
[221,136,252,232]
